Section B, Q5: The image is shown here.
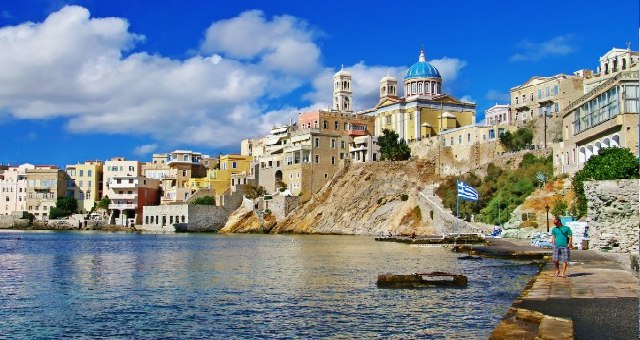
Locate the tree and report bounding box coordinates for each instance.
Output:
[190,196,215,205]
[378,129,411,161]
[551,199,568,217]
[500,127,533,152]
[572,147,639,217]
[49,197,78,219]
[96,196,111,209]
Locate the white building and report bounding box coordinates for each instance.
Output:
[484,104,511,126]
[0,164,33,215]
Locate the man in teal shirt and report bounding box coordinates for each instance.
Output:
[551,216,573,277]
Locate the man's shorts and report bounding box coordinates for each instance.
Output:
[553,246,570,262]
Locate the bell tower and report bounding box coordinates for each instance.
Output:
[333,66,352,112]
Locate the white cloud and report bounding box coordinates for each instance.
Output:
[510,35,576,61]
[459,95,474,103]
[133,144,157,155]
[485,90,510,103]
[200,10,321,76]
[0,6,325,148]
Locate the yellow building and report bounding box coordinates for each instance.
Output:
[65,161,103,213]
[25,166,66,221]
[187,154,251,195]
[368,50,476,142]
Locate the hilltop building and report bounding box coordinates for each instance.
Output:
[368,49,476,142]
[484,104,512,126]
[553,47,639,175]
[509,74,584,126]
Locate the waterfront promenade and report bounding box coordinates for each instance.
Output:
[470,239,639,339]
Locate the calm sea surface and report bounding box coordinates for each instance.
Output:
[0,231,538,339]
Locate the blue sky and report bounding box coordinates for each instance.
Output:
[0,0,637,167]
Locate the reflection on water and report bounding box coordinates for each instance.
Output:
[0,231,537,338]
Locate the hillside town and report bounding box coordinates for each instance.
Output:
[0,46,637,239]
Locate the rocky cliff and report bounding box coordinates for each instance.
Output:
[223,160,440,235]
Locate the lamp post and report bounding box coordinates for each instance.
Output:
[545,204,550,232]
[543,107,547,149]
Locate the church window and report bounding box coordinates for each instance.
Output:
[418,82,423,93]
[411,83,416,94]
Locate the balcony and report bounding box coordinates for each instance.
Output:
[110,193,137,200]
[109,180,137,189]
[109,203,137,210]
[346,128,366,137]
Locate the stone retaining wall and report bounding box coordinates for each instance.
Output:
[585,179,639,253]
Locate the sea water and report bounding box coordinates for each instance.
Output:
[0,231,537,339]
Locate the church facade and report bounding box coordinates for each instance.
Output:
[361,50,476,143]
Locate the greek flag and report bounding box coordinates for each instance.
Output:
[457,180,478,201]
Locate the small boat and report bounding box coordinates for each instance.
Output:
[376,272,468,288]
[457,255,483,260]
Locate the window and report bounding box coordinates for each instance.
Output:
[467,133,471,142]
[87,180,91,188]
[545,86,550,97]
[458,135,462,144]
[530,93,533,101]
[314,121,318,128]
[341,141,346,149]
[385,116,391,124]
[331,139,336,148]
[554,103,559,113]
[553,85,559,96]
[489,129,495,139]
[450,137,454,145]
[315,138,320,147]
[129,166,135,171]
[324,174,328,179]
[331,156,335,165]
[315,155,319,163]
[537,89,542,99]
[334,121,339,129]
[323,120,328,129]
[182,170,187,177]
[79,170,83,177]
[515,97,518,104]
[232,161,237,169]
[79,192,84,200]
[88,170,92,177]
[290,173,293,179]
[78,180,83,187]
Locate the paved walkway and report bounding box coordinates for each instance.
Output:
[487,239,639,339]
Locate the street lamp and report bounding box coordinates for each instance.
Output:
[543,107,547,149]
[545,204,550,233]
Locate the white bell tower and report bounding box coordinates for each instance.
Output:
[333,66,352,112]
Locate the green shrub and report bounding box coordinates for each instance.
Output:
[400,194,409,201]
[572,148,639,217]
[191,196,215,205]
[551,199,568,217]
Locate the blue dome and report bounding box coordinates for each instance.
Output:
[405,50,441,79]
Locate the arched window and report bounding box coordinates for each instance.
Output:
[622,58,627,70]
[612,134,620,147]
[411,83,416,94]
[418,82,423,93]
[432,83,436,94]
[579,147,586,163]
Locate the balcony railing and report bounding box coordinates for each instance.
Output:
[109,203,137,210]
[109,181,137,189]
[110,193,137,200]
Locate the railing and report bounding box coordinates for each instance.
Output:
[109,193,137,200]
[109,203,137,210]
[109,181,137,188]
[565,70,637,112]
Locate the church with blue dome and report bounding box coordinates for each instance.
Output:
[366,49,477,143]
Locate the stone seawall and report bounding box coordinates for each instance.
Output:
[585,179,639,253]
